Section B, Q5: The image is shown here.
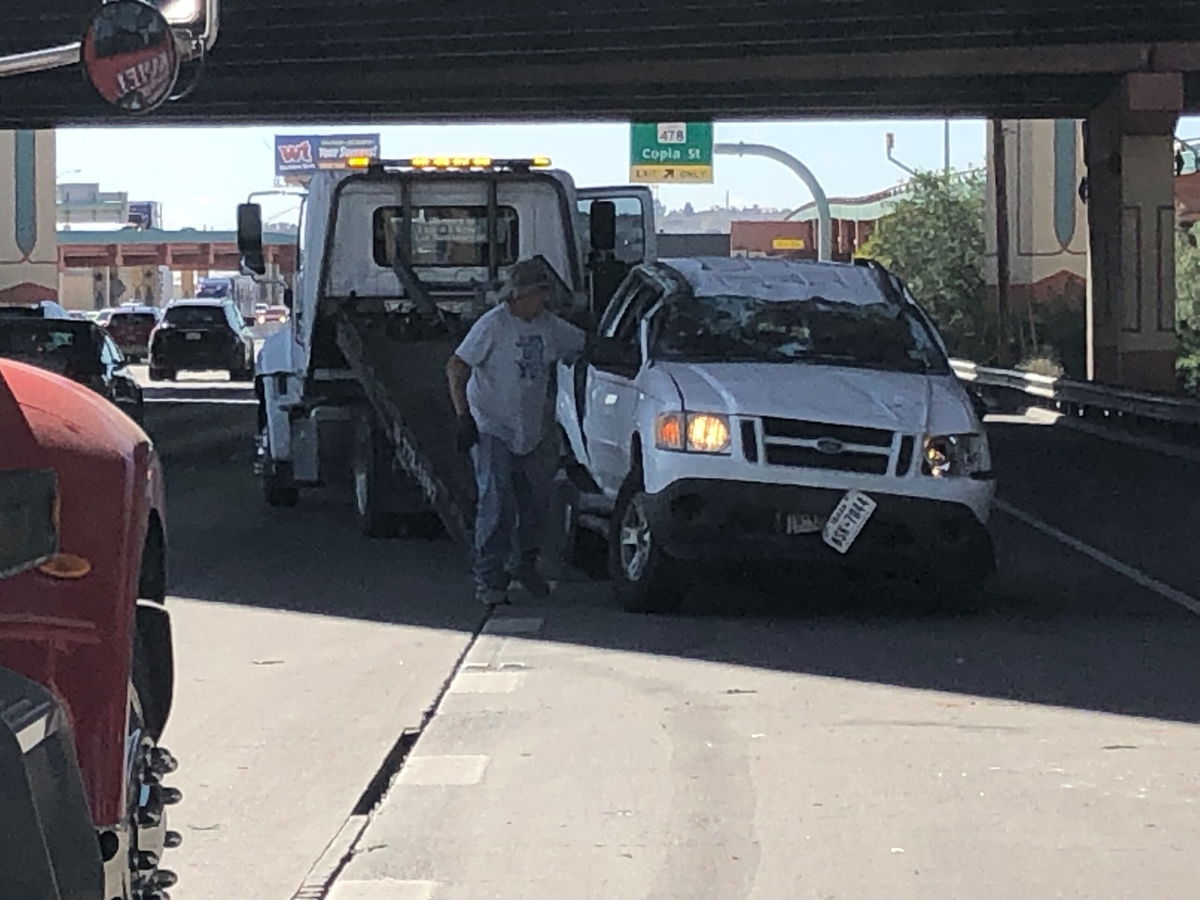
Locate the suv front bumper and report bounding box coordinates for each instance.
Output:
[644,478,994,583]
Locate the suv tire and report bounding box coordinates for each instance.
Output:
[609,480,688,614]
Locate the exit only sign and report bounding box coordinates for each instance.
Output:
[630,122,713,184]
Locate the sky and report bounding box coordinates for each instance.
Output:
[56,115,1200,231]
[55,119,988,231]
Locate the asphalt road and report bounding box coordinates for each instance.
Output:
[140,391,1200,900]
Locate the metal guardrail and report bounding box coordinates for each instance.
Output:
[950,359,1200,428]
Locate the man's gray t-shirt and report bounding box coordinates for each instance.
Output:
[455,304,586,455]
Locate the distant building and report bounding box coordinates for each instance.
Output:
[57,182,129,228]
[657,233,731,258]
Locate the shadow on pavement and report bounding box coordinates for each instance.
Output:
[155,399,1200,727]
[988,414,1200,598]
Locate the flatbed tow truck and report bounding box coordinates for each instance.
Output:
[240,155,654,544]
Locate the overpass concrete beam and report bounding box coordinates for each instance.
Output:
[1085,73,1182,392]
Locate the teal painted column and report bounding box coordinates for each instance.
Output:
[0,129,58,303]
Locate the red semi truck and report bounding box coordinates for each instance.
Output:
[1,358,180,900]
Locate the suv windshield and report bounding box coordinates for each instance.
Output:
[0,321,94,362]
[109,312,157,326]
[197,281,230,298]
[654,293,949,374]
[165,305,226,327]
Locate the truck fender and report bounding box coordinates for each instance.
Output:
[255,327,297,375]
[134,603,174,742]
[260,375,293,463]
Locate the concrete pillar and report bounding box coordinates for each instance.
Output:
[0,130,58,303]
[180,269,195,296]
[1084,73,1182,391]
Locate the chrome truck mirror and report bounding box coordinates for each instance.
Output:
[81,0,181,114]
[237,203,267,276]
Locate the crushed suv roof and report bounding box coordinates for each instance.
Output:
[661,257,890,306]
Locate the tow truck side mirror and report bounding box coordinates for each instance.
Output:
[237,203,266,276]
[589,200,616,254]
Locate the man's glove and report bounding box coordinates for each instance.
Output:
[456,414,479,452]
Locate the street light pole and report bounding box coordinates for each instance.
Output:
[713,142,833,261]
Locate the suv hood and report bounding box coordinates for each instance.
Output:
[658,361,975,435]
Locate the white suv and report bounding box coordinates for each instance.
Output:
[556,256,996,612]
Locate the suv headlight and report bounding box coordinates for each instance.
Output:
[922,433,992,478]
[655,412,731,454]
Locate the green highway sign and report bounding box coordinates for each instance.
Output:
[630,121,713,184]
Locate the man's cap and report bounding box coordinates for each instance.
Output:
[501,257,555,298]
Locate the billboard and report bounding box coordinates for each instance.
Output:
[274,133,381,176]
[128,201,159,229]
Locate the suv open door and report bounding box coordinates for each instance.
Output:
[576,186,656,320]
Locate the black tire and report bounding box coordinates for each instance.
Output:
[148,366,172,382]
[230,356,254,381]
[609,480,688,614]
[263,459,299,508]
[137,519,167,602]
[353,414,401,538]
[399,510,446,540]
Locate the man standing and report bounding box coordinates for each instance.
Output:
[446,258,585,605]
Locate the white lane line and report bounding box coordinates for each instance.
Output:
[995,498,1200,616]
[326,879,437,900]
[291,814,366,899]
[448,671,525,694]
[397,755,490,786]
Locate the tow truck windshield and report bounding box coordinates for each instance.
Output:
[0,320,94,366]
[372,206,520,270]
[654,294,949,374]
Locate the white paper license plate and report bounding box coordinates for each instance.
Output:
[822,490,877,554]
[185,332,202,341]
[783,512,823,535]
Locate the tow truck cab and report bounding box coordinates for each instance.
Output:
[243,157,654,529]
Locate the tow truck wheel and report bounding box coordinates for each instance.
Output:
[263,459,299,508]
[609,480,688,614]
[353,414,401,538]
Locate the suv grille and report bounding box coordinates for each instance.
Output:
[759,417,896,475]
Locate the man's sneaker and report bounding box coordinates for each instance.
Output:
[510,556,551,599]
[475,583,510,607]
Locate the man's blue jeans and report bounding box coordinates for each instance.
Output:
[471,434,556,589]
